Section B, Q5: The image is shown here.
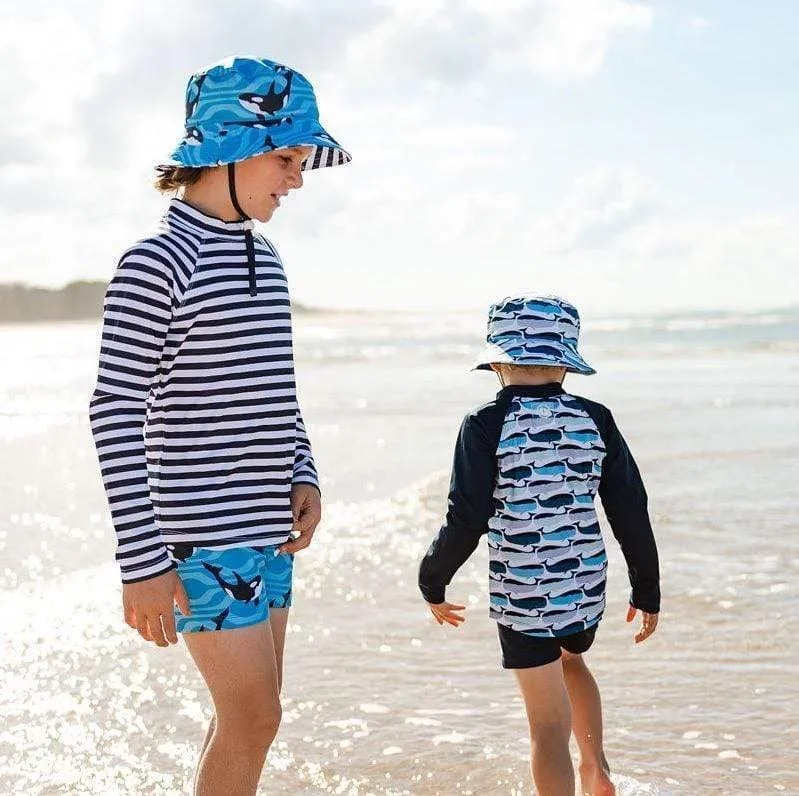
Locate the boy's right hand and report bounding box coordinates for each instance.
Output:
[427,601,466,627]
[626,604,659,643]
[122,570,191,648]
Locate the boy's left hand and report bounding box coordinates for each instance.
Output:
[626,604,659,643]
[279,484,322,554]
[428,602,466,627]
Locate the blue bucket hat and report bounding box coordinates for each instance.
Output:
[168,56,350,171]
[473,295,595,375]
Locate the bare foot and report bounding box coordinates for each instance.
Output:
[578,760,616,796]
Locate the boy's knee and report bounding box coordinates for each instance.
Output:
[530,717,571,747]
[246,702,282,744]
[217,701,282,748]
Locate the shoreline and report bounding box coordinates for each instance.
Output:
[0,281,796,324]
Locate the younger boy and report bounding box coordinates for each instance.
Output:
[418,295,660,796]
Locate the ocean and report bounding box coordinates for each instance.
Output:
[0,308,797,794]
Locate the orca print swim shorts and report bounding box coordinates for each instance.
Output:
[168,544,294,633]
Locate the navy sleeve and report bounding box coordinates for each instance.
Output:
[579,399,661,613]
[293,407,319,490]
[418,407,502,604]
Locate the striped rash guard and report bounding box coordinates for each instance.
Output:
[89,199,319,584]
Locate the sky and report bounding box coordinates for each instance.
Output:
[0,0,797,313]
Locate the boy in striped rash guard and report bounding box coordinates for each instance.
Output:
[419,296,660,796]
[89,56,350,793]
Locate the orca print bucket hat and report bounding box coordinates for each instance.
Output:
[168,55,351,171]
[473,295,596,375]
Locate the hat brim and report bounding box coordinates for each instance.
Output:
[168,124,351,170]
[299,140,352,171]
[472,342,596,375]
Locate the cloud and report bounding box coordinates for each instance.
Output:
[0,0,653,254]
[0,0,792,316]
[525,170,661,253]
[73,0,390,169]
[2,0,654,178]
[688,16,712,31]
[270,164,797,314]
[347,0,653,83]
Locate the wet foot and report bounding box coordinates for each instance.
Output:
[578,760,616,796]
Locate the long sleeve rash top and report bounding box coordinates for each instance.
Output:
[419,384,660,637]
[89,199,319,584]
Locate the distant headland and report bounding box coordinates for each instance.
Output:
[0,282,318,322]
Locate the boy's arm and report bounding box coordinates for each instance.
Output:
[595,406,661,613]
[281,405,323,555]
[292,407,319,490]
[266,236,319,493]
[418,412,499,604]
[89,248,175,584]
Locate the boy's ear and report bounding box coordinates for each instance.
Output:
[489,363,500,373]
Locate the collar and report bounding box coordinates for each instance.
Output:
[165,198,255,236]
[498,383,565,399]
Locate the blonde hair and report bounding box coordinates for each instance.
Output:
[153,164,207,193]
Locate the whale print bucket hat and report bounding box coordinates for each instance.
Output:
[473,295,596,375]
[168,55,351,171]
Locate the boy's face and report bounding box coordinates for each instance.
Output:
[235,146,312,222]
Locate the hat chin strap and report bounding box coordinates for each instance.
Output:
[227,163,258,297]
[227,162,249,219]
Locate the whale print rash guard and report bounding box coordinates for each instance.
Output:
[419,383,660,637]
[89,199,319,584]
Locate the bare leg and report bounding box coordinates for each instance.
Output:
[196,608,291,763]
[561,652,615,796]
[269,607,290,693]
[184,621,282,796]
[514,658,575,796]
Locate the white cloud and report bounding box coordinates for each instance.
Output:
[500,0,653,80]
[0,0,653,269]
[524,170,660,253]
[0,0,792,316]
[688,16,712,31]
[271,164,797,314]
[347,0,653,83]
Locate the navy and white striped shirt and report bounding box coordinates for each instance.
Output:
[90,199,318,583]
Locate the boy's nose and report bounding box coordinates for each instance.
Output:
[288,167,303,191]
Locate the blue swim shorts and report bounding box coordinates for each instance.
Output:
[170,545,294,633]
